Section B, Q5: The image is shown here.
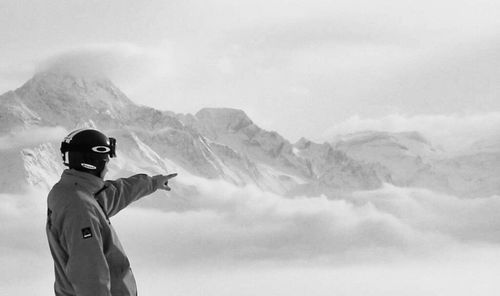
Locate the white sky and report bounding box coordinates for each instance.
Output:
[1,0,499,143]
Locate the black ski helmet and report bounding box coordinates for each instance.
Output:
[60,129,116,174]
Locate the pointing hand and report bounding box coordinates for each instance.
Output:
[153,173,178,191]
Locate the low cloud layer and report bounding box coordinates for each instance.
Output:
[0,126,67,150]
[2,176,500,295]
[0,190,53,295]
[116,179,500,266]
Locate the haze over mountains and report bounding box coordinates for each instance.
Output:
[1,69,499,198]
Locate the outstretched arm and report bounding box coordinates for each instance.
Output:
[96,173,177,217]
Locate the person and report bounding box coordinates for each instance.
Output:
[45,128,177,296]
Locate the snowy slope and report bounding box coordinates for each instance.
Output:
[182,108,388,194]
[0,71,388,198]
[329,130,500,197]
[333,131,442,186]
[3,70,498,198]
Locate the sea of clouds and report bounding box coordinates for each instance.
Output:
[2,174,500,295]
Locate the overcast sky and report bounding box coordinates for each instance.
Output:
[1,0,499,143]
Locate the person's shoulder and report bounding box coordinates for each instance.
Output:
[48,181,96,212]
[48,181,73,206]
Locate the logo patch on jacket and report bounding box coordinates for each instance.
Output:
[81,227,93,239]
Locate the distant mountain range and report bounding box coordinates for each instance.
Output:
[2,70,500,198]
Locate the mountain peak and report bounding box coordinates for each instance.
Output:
[32,68,107,82]
[1,71,136,129]
[195,108,253,132]
[196,107,251,120]
[18,71,133,106]
[294,137,313,149]
[21,71,127,98]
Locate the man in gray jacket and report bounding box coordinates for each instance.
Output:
[46,128,177,296]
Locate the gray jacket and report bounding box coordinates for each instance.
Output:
[46,169,161,296]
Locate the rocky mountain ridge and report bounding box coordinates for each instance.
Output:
[0,71,387,197]
[2,70,500,198]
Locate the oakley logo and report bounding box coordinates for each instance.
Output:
[92,146,111,153]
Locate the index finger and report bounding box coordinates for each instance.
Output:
[166,173,178,179]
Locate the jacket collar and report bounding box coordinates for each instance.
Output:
[61,169,105,195]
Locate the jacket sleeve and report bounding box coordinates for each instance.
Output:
[96,174,159,218]
[62,203,111,296]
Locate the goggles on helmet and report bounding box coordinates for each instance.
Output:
[109,137,116,158]
[61,137,117,158]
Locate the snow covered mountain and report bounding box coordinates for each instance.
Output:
[332,131,441,186]
[331,131,500,197]
[0,70,387,197]
[2,70,499,198]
